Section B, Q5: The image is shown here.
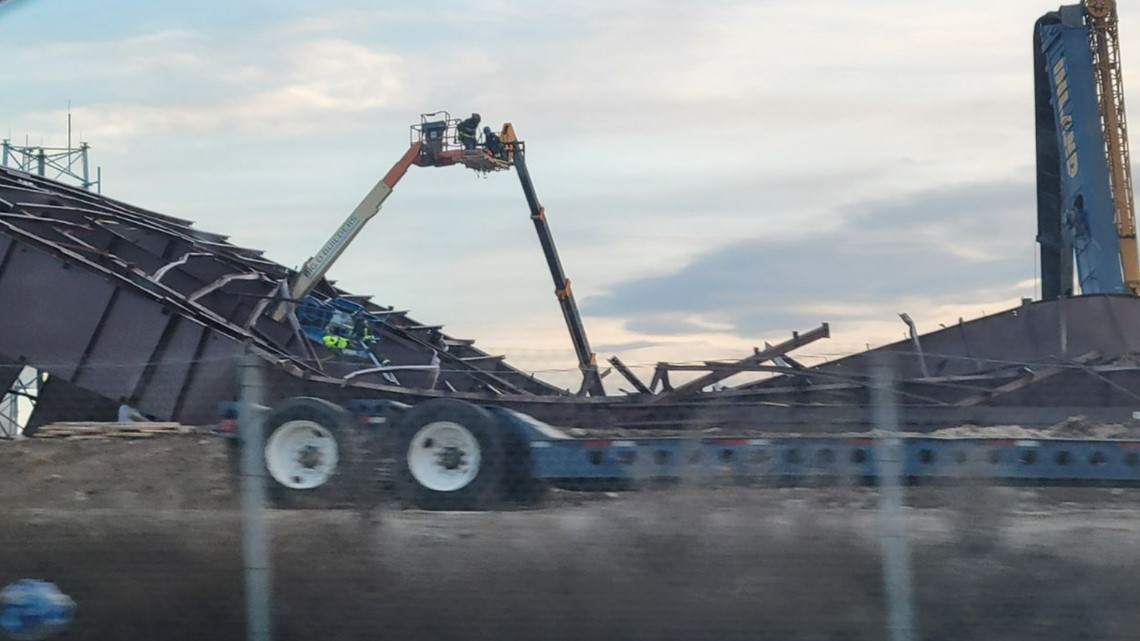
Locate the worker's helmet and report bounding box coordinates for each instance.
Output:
[471,113,480,121]
[483,126,492,134]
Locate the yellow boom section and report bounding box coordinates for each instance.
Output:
[1086,0,1140,293]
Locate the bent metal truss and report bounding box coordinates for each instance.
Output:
[5,165,1140,432]
[0,165,569,428]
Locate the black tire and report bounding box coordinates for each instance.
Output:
[394,399,504,510]
[499,422,548,505]
[261,396,357,508]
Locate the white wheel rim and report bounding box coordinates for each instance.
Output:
[264,420,339,490]
[406,421,482,492]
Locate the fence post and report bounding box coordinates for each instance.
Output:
[871,353,917,641]
[239,352,273,641]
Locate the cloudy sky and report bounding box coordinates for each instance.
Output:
[2,0,1131,389]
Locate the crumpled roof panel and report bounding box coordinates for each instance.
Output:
[0,166,566,426]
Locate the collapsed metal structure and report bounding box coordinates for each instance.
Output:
[0,165,574,427]
[4,166,1140,432]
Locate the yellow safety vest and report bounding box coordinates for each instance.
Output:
[323,335,348,350]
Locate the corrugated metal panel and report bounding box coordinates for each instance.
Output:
[134,316,209,419]
[72,290,170,400]
[0,357,23,394]
[0,244,116,379]
[175,332,244,424]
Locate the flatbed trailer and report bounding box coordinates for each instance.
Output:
[226,396,1140,510]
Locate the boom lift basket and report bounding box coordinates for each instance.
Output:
[410,112,511,173]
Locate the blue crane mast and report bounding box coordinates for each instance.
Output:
[1035,0,1139,298]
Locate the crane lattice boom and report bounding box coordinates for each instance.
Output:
[1086,0,1140,293]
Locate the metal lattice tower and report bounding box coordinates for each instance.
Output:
[2,113,101,192]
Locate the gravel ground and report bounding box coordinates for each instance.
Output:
[2,436,1140,640]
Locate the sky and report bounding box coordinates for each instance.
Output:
[1,0,1134,391]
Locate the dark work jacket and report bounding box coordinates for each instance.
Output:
[485,133,504,156]
[457,117,480,140]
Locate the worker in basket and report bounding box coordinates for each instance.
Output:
[351,309,380,348]
[483,126,504,159]
[322,325,349,351]
[457,113,480,150]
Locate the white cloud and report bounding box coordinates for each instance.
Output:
[0,29,205,84]
[11,35,408,146]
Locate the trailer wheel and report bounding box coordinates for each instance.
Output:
[262,397,353,504]
[396,399,503,510]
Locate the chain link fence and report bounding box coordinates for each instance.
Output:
[0,353,1139,640]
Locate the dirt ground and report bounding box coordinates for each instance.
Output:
[2,436,1140,640]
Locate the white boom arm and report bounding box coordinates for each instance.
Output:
[271,142,423,321]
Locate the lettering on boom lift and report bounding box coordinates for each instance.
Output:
[1052,56,1080,178]
[304,216,362,278]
